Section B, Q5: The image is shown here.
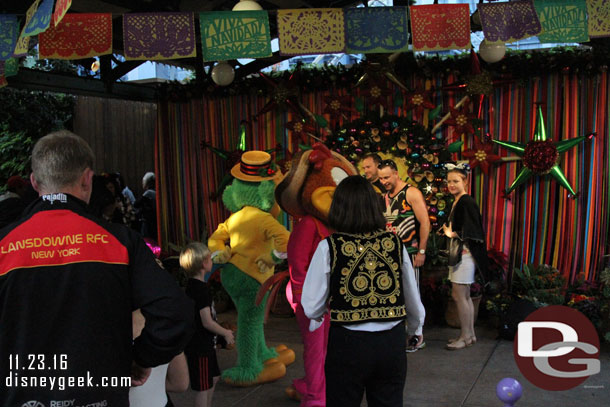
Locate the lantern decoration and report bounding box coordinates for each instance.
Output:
[479,40,506,63]
[211,61,235,86]
[232,0,263,11]
[493,104,586,196]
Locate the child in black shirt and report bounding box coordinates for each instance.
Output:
[180,242,235,407]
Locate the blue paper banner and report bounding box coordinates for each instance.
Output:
[24,0,54,37]
[0,15,19,61]
[345,7,410,53]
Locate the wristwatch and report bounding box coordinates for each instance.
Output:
[418,249,426,255]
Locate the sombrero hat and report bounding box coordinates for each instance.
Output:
[275,144,355,217]
[231,151,281,182]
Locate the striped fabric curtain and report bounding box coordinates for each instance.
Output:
[467,72,609,281]
[156,71,609,281]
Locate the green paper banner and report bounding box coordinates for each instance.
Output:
[534,0,589,43]
[200,11,272,62]
[4,58,18,77]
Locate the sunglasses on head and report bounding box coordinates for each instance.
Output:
[378,159,397,170]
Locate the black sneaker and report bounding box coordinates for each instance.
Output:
[406,341,426,353]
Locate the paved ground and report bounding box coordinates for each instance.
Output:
[170,310,610,407]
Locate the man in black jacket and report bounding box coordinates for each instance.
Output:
[0,130,193,407]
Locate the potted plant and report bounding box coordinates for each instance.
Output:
[565,268,610,343]
[512,264,565,306]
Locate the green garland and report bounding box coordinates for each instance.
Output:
[161,46,610,99]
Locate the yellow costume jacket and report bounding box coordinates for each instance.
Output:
[208,206,290,284]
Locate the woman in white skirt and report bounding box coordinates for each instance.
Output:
[442,164,488,350]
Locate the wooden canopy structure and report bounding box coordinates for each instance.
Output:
[2,0,378,101]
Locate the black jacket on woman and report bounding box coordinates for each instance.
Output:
[449,194,489,280]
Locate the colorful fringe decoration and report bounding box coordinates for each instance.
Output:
[156,72,609,281]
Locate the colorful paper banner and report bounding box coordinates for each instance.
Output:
[199,10,271,62]
[39,13,112,59]
[53,0,72,27]
[586,0,610,38]
[123,12,197,60]
[13,33,30,58]
[345,7,410,54]
[479,0,542,43]
[410,4,471,51]
[534,0,589,43]
[0,15,19,61]
[277,9,345,56]
[0,75,7,89]
[23,0,54,37]
[4,58,18,77]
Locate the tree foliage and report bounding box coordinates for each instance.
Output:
[0,88,74,190]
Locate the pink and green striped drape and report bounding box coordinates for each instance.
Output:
[156,71,609,281]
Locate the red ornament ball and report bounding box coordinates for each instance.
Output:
[523,140,559,174]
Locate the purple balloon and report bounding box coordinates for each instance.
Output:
[496,378,522,406]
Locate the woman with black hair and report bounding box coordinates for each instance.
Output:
[302,175,425,407]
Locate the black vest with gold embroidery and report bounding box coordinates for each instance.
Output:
[327,230,406,324]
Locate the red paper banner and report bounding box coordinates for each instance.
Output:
[53,0,72,27]
[39,13,112,59]
[410,4,471,51]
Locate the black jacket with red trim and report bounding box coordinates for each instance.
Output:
[0,193,193,407]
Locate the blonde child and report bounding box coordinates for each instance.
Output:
[180,242,235,407]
